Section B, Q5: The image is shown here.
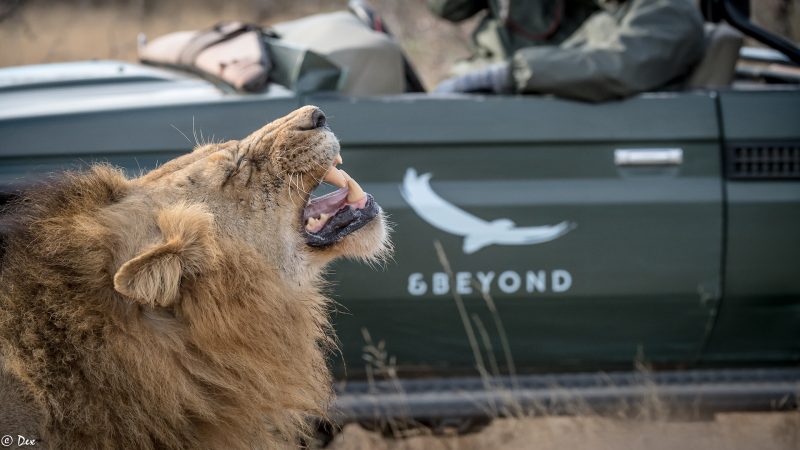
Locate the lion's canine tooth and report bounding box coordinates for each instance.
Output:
[323,166,346,188]
[342,171,365,203]
[335,154,343,165]
[320,213,330,222]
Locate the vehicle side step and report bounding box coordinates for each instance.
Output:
[332,367,800,422]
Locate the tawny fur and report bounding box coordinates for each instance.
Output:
[0,106,389,449]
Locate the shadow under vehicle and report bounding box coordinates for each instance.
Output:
[0,0,798,433]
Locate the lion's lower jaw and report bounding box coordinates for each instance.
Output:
[311,213,393,269]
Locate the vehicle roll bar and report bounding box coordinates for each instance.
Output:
[702,0,800,65]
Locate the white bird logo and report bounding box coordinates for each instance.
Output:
[400,168,575,254]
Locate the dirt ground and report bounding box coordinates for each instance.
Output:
[328,412,800,450]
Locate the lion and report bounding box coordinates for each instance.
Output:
[0,105,390,449]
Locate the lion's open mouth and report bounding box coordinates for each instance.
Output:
[302,162,380,248]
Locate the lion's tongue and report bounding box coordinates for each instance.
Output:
[304,170,367,233]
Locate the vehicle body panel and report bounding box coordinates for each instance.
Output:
[702,90,800,365]
[0,62,298,188]
[306,94,723,375]
[0,61,797,379]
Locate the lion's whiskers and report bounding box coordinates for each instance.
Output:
[283,152,345,208]
[291,173,312,197]
[287,173,302,206]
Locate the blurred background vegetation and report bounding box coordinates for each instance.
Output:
[2,0,796,89]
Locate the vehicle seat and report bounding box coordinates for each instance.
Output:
[273,12,405,96]
[687,23,744,88]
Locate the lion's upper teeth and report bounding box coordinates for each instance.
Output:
[335,154,343,165]
[323,166,346,188]
[304,167,369,233]
[342,170,365,203]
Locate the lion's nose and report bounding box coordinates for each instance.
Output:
[309,109,327,130]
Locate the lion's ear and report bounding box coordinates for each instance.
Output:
[113,204,218,307]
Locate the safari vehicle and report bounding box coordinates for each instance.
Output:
[0,0,798,424]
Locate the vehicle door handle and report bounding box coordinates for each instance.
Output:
[614,148,683,166]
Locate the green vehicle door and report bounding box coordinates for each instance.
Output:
[306,93,723,376]
[703,90,800,365]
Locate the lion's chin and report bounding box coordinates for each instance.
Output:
[306,210,390,265]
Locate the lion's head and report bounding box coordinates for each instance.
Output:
[0,106,389,448]
[113,105,389,305]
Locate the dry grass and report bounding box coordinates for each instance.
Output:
[325,242,800,449]
[332,328,800,450]
[327,412,800,450]
[333,335,800,450]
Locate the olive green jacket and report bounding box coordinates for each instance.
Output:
[429,0,599,64]
[431,0,706,102]
[511,0,705,101]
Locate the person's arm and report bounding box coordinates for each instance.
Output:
[428,0,489,22]
[511,0,705,102]
[434,63,513,94]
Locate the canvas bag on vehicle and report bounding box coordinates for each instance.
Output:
[138,12,405,96]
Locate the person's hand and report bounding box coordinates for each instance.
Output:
[434,62,512,94]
